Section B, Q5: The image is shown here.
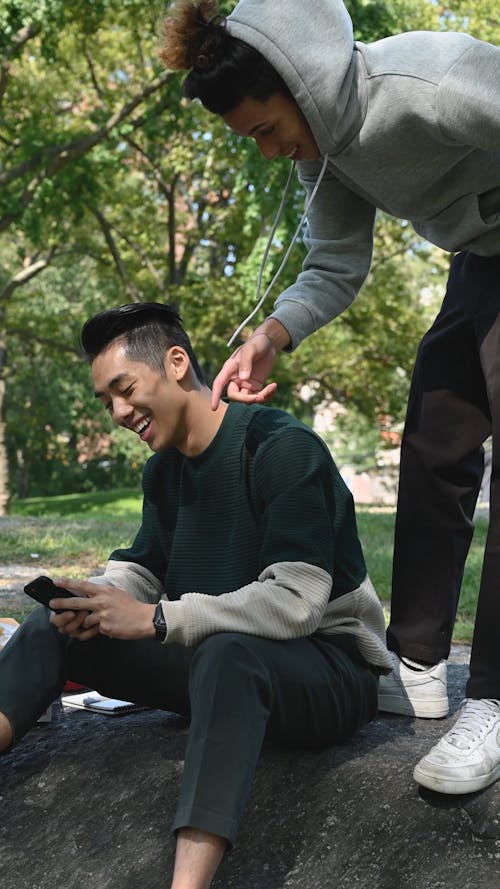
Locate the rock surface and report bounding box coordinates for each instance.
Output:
[1,642,500,888]
[1,571,499,888]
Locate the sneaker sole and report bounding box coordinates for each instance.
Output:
[378,692,449,719]
[413,761,500,794]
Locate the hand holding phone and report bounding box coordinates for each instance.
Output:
[24,575,78,613]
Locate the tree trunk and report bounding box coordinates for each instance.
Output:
[16,448,28,500]
[0,311,10,515]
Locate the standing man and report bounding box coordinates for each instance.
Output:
[160,0,500,795]
[0,302,390,889]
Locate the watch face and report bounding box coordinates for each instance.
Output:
[154,603,167,640]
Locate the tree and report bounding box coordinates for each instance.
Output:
[0,0,175,510]
[2,0,498,507]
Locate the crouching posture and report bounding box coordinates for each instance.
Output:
[0,303,391,889]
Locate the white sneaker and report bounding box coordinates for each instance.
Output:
[378,651,449,718]
[414,698,500,794]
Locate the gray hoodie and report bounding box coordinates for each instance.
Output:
[226,0,500,348]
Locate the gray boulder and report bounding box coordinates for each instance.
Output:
[1,645,499,889]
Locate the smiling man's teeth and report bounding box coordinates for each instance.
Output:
[134,417,151,435]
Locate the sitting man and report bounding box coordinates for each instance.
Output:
[0,302,391,889]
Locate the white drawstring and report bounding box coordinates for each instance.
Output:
[227,153,330,347]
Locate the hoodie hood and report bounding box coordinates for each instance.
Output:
[226,0,363,155]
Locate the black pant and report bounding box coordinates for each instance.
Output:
[389,251,500,699]
[0,608,377,845]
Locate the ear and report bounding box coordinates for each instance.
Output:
[165,345,190,381]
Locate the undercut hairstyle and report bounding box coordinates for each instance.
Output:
[160,0,293,115]
[80,302,205,384]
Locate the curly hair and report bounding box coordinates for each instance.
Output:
[160,0,221,71]
[159,0,292,115]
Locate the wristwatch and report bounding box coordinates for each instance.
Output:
[153,602,167,642]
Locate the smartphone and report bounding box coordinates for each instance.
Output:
[24,575,77,613]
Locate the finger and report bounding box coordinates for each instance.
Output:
[53,577,99,597]
[211,357,241,410]
[49,595,93,613]
[210,377,223,411]
[236,343,260,380]
[225,380,278,404]
[52,611,87,636]
[70,625,100,642]
[225,381,261,403]
[50,610,76,630]
[251,382,278,403]
[83,612,100,630]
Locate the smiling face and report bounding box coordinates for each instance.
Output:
[223,93,320,162]
[91,338,189,454]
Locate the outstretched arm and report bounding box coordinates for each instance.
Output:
[211,319,291,410]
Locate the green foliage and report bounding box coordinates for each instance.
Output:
[0,0,497,504]
[346,0,439,39]
[437,1,500,42]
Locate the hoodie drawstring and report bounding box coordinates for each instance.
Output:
[227,153,330,347]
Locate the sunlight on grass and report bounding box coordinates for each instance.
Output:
[11,486,142,519]
[2,488,142,569]
[0,518,139,569]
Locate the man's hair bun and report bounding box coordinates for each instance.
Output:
[160,0,225,72]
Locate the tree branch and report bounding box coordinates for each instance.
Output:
[84,47,104,100]
[125,136,173,198]
[107,222,165,288]
[0,247,58,303]
[2,21,41,61]
[91,208,142,301]
[369,237,420,271]
[0,70,173,232]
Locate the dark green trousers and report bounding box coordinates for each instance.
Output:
[0,607,377,845]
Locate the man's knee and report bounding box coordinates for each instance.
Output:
[7,606,53,645]
[190,633,272,700]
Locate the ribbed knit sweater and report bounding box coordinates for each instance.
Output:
[95,403,391,671]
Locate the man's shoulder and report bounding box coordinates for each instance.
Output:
[245,403,307,441]
[244,405,330,462]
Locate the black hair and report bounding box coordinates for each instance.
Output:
[184,37,293,115]
[160,1,293,116]
[80,302,205,384]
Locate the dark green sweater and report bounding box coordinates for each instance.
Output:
[101,403,390,668]
[111,402,366,601]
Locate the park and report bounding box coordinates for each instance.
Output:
[1,1,500,887]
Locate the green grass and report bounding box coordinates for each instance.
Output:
[356,506,487,644]
[0,489,143,624]
[2,491,485,643]
[3,488,142,574]
[11,486,143,519]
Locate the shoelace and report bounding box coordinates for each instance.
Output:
[446,698,500,750]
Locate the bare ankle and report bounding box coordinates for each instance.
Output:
[0,712,13,752]
[171,828,227,889]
